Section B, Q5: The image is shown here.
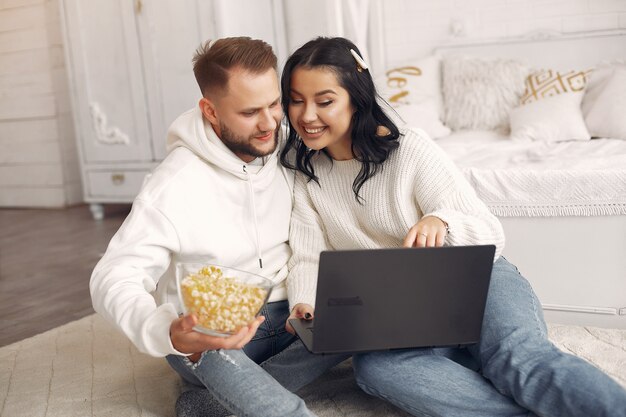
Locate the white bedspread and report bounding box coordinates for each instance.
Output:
[435,131,626,216]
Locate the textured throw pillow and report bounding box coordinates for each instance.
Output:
[442,55,528,132]
[387,101,451,139]
[509,69,591,142]
[375,55,444,117]
[581,62,626,139]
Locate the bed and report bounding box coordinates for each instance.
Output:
[378,30,626,328]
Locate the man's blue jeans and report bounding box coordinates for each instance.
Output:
[352,257,626,417]
[167,300,350,417]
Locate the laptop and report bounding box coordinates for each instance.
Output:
[289,245,495,354]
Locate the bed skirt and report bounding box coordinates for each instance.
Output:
[464,168,626,217]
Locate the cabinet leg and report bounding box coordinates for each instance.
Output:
[89,203,105,220]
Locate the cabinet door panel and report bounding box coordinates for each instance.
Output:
[137,0,206,161]
[63,0,152,163]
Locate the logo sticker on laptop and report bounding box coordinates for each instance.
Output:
[327,296,363,306]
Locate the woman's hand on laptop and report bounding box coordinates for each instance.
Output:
[285,303,314,335]
[170,313,265,362]
[403,216,448,248]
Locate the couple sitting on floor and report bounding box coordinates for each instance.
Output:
[90,36,626,417]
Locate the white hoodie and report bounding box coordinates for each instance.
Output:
[90,107,294,357]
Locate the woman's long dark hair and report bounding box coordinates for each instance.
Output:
[279,37,400,203]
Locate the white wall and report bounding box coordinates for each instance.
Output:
[378,0,626,68]
[282,0,625,75]
[0,0,81,208]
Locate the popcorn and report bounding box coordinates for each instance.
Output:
[179,266,268,334]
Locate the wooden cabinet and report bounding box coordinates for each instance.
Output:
[60,0,285,219]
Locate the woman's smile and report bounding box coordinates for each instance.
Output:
[302,125,327,137]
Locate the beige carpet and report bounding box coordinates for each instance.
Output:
[1,315,624,417]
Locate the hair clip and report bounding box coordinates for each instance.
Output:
[350,48,368,72]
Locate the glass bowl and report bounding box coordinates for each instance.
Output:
[175,263,274,337]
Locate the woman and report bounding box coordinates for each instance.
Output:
[280,36,626,417]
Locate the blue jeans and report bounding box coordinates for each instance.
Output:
[167,300,350,417]
[353,257,626,417]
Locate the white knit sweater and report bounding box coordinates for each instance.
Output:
[287,127,505,310]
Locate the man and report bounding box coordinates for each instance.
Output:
[90,37,346,417]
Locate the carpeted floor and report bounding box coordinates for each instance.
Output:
[1,314,624,417]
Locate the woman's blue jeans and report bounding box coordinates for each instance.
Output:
[352,257,626,417]
[167,300,349,417]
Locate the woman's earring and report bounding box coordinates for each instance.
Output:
[376,125,391,137]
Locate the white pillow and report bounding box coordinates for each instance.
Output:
[375,55,444,117]
[510,69,591,142]
[581,62,626,139]
[442,55,528,133]
[387,101,451,139]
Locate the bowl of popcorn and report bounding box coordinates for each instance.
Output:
[176,263,274,337]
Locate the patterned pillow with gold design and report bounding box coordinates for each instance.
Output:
[375,55,450,138]
[375,55,443,111]
[509,68,592,142]
[521,69,592,105]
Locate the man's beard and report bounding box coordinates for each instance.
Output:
[219,123,278,160]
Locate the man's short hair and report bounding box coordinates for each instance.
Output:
[192,37,277,98]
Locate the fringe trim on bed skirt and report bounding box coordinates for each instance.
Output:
[487,203,626,217]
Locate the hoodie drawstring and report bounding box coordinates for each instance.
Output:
[243,165,263,269]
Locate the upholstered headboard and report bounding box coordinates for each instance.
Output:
[434,30,626,70]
